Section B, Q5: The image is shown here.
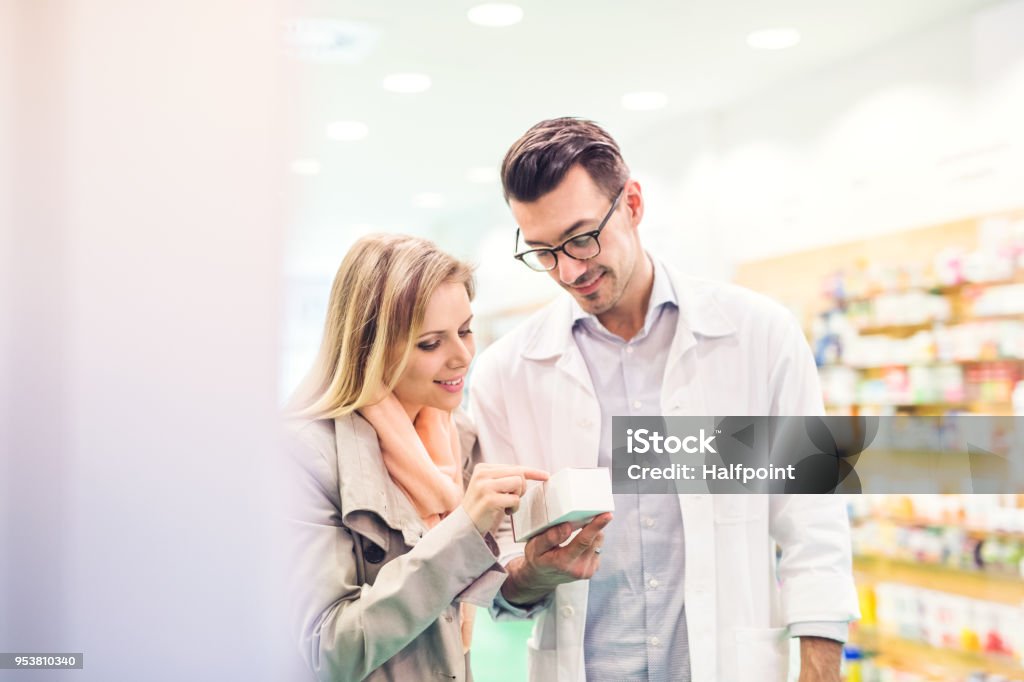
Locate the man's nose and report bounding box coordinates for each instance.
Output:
[557,255,588,285]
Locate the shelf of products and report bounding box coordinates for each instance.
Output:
[734,215,1024,682]
[821,360,1022,414]
[809,217,1024,416]
[844,495,1024,682]
[844,636,1024,681]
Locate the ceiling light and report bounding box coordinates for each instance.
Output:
[466,166,498,183]
[467,3,523,27]
[289,159,321,176]
[326,120,369,141]
[621,91,668,111]
[382,72,432,94]
[413,192,445,209]
[746,28,801,50]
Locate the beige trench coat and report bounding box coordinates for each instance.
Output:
[284,410,507,682]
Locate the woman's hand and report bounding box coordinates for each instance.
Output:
[461,464,549,535]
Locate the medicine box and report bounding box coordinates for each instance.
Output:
[511,467,615,543]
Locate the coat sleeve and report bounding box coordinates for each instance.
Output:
[283,424,504,681]
[765,313,861,626]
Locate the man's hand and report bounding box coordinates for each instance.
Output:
[500,512,613,607]
[797,636,842,682]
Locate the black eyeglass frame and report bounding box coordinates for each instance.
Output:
[513,186,625,272]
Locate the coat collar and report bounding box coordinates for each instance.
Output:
[520,261,736,362]
[334,412,429,549]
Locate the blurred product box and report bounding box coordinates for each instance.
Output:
[511,468,614,543]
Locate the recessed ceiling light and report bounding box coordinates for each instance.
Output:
[467,3,523,27]
[414,192,445,209]
[382,72,432,94]
[746,28,801,50]
[466,166,498,183]
[621,91,668,111]
[290,159,321,176]
[326,120,369,141]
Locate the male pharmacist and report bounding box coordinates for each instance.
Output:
[468,118,859,682]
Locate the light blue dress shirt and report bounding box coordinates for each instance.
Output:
[570,258,847,681]
[573,259,690,682]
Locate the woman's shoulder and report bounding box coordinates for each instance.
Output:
[281,418,336,486]
[284,415,335,453]
[286,410,377,442]
[284,411,381,467]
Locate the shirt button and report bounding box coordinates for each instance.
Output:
[642,517,655,529]
[444,613,454,623]
[625,346,634,354]
[578,418,593,428]
[560,605,574,618]
[632,400,642,409]
[649,636,661,647]
[648,578,660,589]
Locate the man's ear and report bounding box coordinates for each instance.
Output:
[624,178,644,228]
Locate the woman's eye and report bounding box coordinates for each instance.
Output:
[458,328,473,337]
[417,340,441,351]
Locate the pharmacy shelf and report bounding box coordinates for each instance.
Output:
[853,555,1024,605]
[853,555,1024,603]
[833,276,1024,305]
[823,401,1015,411]
[854,321,938,337]
[854,314,1024,337]
[852,627,1024,678]
[852,515,1024,541]
[822,359,1024,370]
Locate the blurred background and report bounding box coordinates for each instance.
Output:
[4,1,1024,681]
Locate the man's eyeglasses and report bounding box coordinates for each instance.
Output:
[513,187,625,272]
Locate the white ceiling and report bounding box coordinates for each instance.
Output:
[284,0,1002,277]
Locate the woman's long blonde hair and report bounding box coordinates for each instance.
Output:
[288,234,475,420]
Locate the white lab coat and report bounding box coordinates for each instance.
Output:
[468,267,860,682]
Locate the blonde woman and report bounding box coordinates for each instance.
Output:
[284,234,546,682]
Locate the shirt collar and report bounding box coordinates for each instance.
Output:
[570,255,677,338]
[520,261,737,362]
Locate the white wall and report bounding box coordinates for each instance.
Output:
[0,0,15,637]
[3,2,304,679]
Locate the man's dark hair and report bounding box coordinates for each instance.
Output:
[501,117,630,203]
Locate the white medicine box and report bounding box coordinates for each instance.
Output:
[511,467,615,543]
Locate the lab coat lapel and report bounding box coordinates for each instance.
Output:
[663,319,702,415]
[662,269,727,682]
[551,339,602,469]
[522,298,601,470]
[661,267,737,415]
